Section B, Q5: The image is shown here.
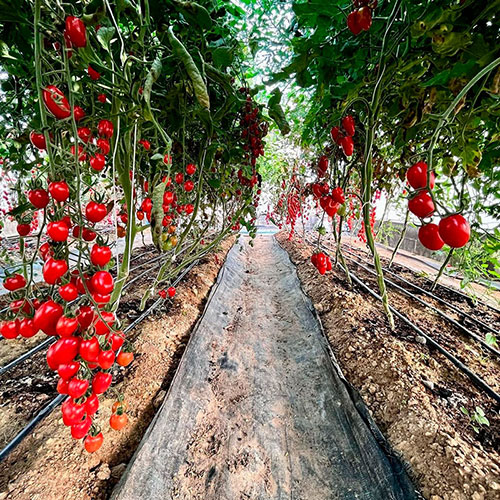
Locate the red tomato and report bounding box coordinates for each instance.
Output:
[139,139,151,150]
[98,94,107,103]
[141,198,152,213]
[408,191,434,218]
[3,273,26,291]
[28,188,50,208]
[34,300,64,335]
[73,106,85,122]
[347,11,362,35]
[107,331,125,351]
[331,187,345,204]
[47,221,69,242]
[68,378,90,399]
[43,258,68,285]
[90,271,114,294]
[43,85,71,119]
[92,372,112,394]
[116,351,134,367]
[17,223,30,236]
[77,127,92,143]
[90,244,112,267]
[184,180,194,192]
[87,65,100,80]
[136,210,144,221]
[61,399,86,426]
[48,181,70,202]
[330,126,341,143]
[94,311,115,335]
[19,318,36,338]
[30,132,47,150]
[357,7,372,31]
[418,223,444,251]
[163,191,174,205]
[167,286,176,298]
[163,154,172,165]
[84,432,103,453]
[65,16,87,48]
[407,161,435,190]
[71,416,92,439]
[85,394,99,416]
[1,320,19,339]
[79,336,100,362]
[85,201,107,223]
[57,361,80,380]
[185,163,196,175]
[77,305,96,330]
[57,378,69,395]
[438,214,470,248]
[340,136,354,156]
[90,154,106,172]
[175,172,184,184]
[59,283,78,301]
[46,336,80,368]
[98,349,115,370]
[98,119,114,138]
[97,138,110,155]
[109,413,128,430]
[56,316,79,337]
[185,204,194,215]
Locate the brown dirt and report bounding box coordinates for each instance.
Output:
[0,237,234,500]
[277,232,500,500]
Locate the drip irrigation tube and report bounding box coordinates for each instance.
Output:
[0,337,55,376]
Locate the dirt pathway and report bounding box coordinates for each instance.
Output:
[112,235,416,500]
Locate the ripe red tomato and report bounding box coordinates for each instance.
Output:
[28,188,50,208]
[61,399,86,426]
[92,371,112,394]
[184,180,194,192]
[185,204,194,214]
[43,258,68,285]
[357,7,372,31]
[340,136,354,156]
[163,191,174,205]
[141,198,152,213]
[17,223,30,236]
[85,394,99,416]
[98,94,107,103]
[408,191,435,218]
[71,416,92,440]
[347,11,362,35]
[98,119,114,138]
[77,127,92,143]
[90,154,106,171]
[438,214,470,248]
[116,351,134,367]
[109,413,128,430]
[85,201,107,223]
[186,163,196,175]
[107,331,125,351]
[59,282,78,301]
[418,223,444,251]
[19,318,36,338]
[136,210,144,221]
[1,320,19,339]
[175,173,184,185]
[3,273,26,291]
[34,300,64,335]
[73,106,85,122]
[167,286,176,298]
[48,181,70,202]
[331,187,345,204]
[342,115,355,136]
[330,126,341,143]
[47,220,69,242]
[68,378,90,399]
[98,349,115,369]
[97,138,110,155]
[56,316,79,337]
[43,85,71,119]
[79,336,100,362]
[46,336,80,368]
[84,432,103,453]
[94,311,115,335]
[77,305,96,330]
[90,244,112,267]
[90,271,114,294]
[87,65,100,81]
[407,161,435,190]
[65,16,87,48]
[30,132,47,150]
[163,154,172,165]
[57,361,80,380]
[57,378,69,395]
[139,139,151,150]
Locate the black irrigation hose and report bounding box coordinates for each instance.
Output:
[343,245,500,334]
[341,252,500,359]
[0,259,200,464]
[0,337,56,376]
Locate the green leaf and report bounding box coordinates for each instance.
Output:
[96,26,115,52]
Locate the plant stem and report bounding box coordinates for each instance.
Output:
[431,248,454,292]
[389,208,409,268]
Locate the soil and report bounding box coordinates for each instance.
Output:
[277,232,500,500]
[0,237,234,500]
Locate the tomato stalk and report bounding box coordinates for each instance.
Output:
[388,208,409,268]
[431,248,454,292]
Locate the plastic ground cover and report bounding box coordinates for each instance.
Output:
[112,235,418,499]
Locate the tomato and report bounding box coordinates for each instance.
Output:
[30,132,47,150]
[87,65,100,81]
[56,316,79,337]
[418,223,444,251]
[330,126,341,143]
[39,242,52,261]
[107,331,125,351]
[136,210,144,221]
[65,16,87,48]
[408,191,434,218]
[62,399,86,426]
[73,106,85,122]
[342,115,355,136]
[163,191,174,205]
[43,85,71,119]
[9,299,32,315]
[185,163,196,175]
[109,413,128,430]
[19,318,37,338]
[98,94,107,103]
[43,258,68,285]
[92,371,112,394]
[98,119,113,138]
[73,227,97,241]
[163,154,172,165]
[77,127,92,143]
[116,351,134,367]
[57,361,80,380]
[98,349,115,370]
[185,204,194,215]
[357,7,372,31]
[47,220,69,242]
[59,283,78,301]
[68,378,90,399]
[340,136,354,156]
[175,173,184,184]
[28,188,49,208]
[89,271,113,295]
[71,416,92,440]
[88,154,105,172]
[85,394,99,416]
[48,181,70,202]
[3,273,26,291]
[85,201,107,223]
[47,336,79,369]
[97,138,110,155]
[79,336,100,362]
[167,286,176,298]
[439,214,470,248]
[84,432,103,453]
[331,187,345,204]
[94,311,115,335]
[347,11,362,35]
[92,292,111,306]
[1,320,19,339]
[407,161,435,190]
[139,139,151,150]
[318,155,328,173]
[77,306,96,331]
[184,180,194,192]
[17,223,30,236]
[34,300,64,335]
[90,244,112,267]
[57,378,69,395]
[117,225,126,238]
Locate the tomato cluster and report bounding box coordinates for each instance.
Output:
[347,1,377,36]
[406,162,470,251]
[311,252,333,275]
